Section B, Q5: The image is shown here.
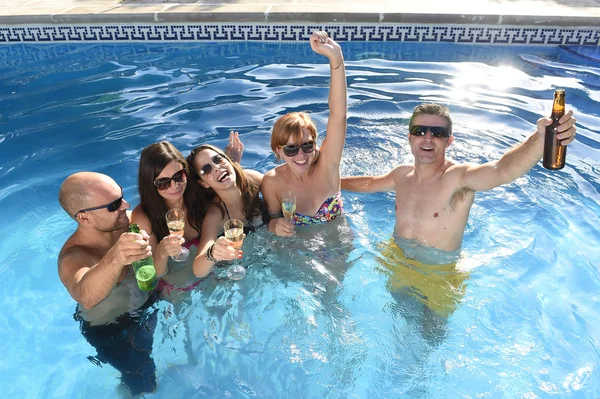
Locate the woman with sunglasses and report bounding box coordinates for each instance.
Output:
[131,134,245,298]
[186,144,268,278]
[262,31,347,236]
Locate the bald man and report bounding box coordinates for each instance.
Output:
[58,172,158,396]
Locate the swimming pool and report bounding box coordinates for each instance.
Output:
[1,41,599,397]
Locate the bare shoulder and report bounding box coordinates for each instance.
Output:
[245,169,264,186]
[131,205,150,224]
[131,204,144,219]
[441,159,467,174]
[57,238,95,283]
[264,164,287,179]
[262,165,288,190]
[391,164,413,175]
[443,160,477,204]
[131,206,153,237]
[204,204,225,223]
[201,205,226,236]
[390,164,413,181]
[445,160,483,186]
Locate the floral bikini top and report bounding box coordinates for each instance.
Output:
[292,191,344,226]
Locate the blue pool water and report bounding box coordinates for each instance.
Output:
[1,41,599,398]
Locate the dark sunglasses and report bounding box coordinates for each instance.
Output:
[75,185,124,217]
[280,141,315,157]
[154,169,187,191]
[199,154,225,176]
[409,125,451,138]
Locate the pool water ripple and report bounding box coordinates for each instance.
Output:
[0,42,599,397]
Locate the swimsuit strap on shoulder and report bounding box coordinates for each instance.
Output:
[222,201,232,220]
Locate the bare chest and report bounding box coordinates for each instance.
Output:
[280,175,337,217]
[395,178,473,224]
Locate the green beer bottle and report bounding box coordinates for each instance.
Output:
[128,223,158,292]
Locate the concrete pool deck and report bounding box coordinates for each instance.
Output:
[1,0,600,26]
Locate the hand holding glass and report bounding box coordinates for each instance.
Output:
[165,208,189,262]
[224,219,245,280]
[281,191,296,223]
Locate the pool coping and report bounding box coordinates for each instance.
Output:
[2,11,600,27]
[3,0,600,27]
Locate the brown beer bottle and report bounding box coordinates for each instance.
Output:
[542,89,567,170]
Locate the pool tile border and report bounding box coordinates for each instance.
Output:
[1,23,599,46]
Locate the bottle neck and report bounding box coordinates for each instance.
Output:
[552,95,565,114]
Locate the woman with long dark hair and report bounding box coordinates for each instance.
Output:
[131,141,204,299]
[186,144,268,278]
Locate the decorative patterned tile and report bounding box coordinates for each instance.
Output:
[0,24,599,45]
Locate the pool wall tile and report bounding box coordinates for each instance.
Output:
[0,23,599,46]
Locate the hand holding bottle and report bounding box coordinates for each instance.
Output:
[129,223,158,291]
[540,89,577,170]
[112,230,152,266]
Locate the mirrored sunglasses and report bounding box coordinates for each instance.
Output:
[154,169,187,191]
[409,125,451,138]
[280,141,315,157]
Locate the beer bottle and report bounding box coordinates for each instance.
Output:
[128,223,158,292]
[542,89,567,170]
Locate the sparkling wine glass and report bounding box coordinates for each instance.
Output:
[165,208,189,262]
[281,191,296,223]
[224,219,245,280]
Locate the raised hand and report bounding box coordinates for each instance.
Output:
[536,109,576,145]
[309,31,343,67]
[225,131,244,163]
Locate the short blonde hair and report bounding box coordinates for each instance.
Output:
[270,112,318,161]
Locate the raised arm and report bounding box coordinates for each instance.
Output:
[58,232,152,309]
[461,110,576,192]
[310,31,347,169]
[341,168,398,193]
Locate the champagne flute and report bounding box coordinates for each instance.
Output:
[224,219,245,280]
[165,208,189,262]
[281,191,296,223]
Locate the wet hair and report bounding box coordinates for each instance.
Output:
[186,144,268,224]
[270,112,318,161]
[408,103,453,136]
[138,141,202,239]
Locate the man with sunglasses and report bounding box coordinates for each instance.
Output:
[58,172,158,396]
[342,103,577,257]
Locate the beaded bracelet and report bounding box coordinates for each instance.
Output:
[206,243,218,262]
